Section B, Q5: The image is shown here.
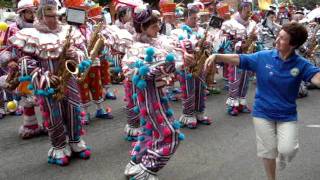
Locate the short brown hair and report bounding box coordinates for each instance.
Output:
[281,22,308,48]
[133,8,159,33]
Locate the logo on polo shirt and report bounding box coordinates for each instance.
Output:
[290,68,300,77]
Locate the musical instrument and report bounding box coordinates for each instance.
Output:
[242,27,257,54]
[65,22,106,83]
[52,26,74,100]
[305,25,319,66]
[189,27,211,78]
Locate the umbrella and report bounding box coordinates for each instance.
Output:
[305,7,320,22]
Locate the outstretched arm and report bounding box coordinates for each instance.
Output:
[204,54,240,72]
[311,72,320,87]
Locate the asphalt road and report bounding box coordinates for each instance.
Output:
[1,79,320,180]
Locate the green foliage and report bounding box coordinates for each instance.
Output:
[0,0,13,8]
[292,0,318,10]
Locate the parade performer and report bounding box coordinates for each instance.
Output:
[277,3,292,25]
[260,10,281,50]
[114,2,134,33]
[204,21,320,180]
[102,1,134,100]
[101,18,135,140]
[123,4,185,179]
[221,0,258,116]
[7,0,91,165]
[199,0,222,95]
[174,2,212,129]
[159,0,176,36]
[0,0,46,139]
[104,1,132,85]
[0,0,37,120]
[76,5,114,124]
[159,0,182,102]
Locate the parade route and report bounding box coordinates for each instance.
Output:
[1,81,320,180]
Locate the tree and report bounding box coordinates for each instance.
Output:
[291,0,318,10]
[0,0,14,8]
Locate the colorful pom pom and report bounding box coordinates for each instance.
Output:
[166,108,174,117]
[131,155,137,161]
[18,75,32,82]
[140,118,146,126]
[144,55,153,63]
[114,66,122,73]
[132,93,138,100]
[145,47,155,57]
[47,88,55,94]
[132,75,140,85]
[138,66,150,76]
[133,106,140,113]
[164,136,172,143]
[181,85,187,91]
[178,35,184,41]
[156,114,164,124]
[146,141,153,148]
[138,136,145,142]
[75,107,81,113]
[153,102,160,110]
[153,131,160,139]
[145,122,153,130]
[166,53,175,62]
[27,84,34,90]
[173,120,181,129]
[178,133,185,140]
[140,108,147,117]
[137,93,145,102]
[42,112,49,118]
[163,127,172,137]
[160,97,169,104]
[181,24,192,34]
[145,129,152,136]
[137,79,147,90]
[162,147,170,156]
[134,145,141,152]
[134,60,144,68]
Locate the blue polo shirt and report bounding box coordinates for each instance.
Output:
[239,50,320,121]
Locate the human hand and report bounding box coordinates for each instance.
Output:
[8,61,18,70]
[49,74,61,88]
[184,52,195,67]
[204,55,216,73]
[66,48,77,59]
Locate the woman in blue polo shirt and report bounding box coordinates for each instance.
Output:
[204,22,320,180]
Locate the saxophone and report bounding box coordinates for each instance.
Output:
[305,25,319,65]
[5,66,20,91]
[68,22,105,83]
[52,26,74,101]
[189,27,211,78]
[241,28,257,54]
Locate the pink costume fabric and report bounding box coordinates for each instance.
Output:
[8,24,91,165]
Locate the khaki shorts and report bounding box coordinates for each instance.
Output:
[253,117,299,160]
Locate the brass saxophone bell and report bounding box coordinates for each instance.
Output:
[65,60,79,75]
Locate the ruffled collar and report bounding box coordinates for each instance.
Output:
[16,16,34,29]
[234,12,249,27]
[133,33,155,44]
[33,19,62,34]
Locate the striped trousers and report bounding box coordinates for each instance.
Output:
[179,70,206,115]
[130,80,180,172]
[228,65,250,99]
